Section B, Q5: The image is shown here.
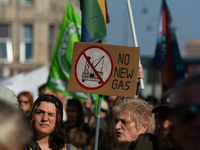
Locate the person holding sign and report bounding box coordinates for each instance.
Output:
[135,65,144,98]
[112,97,158,150]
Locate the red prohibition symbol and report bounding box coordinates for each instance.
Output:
[75,46,113,90]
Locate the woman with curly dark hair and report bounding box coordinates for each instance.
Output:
[28,94,77,150]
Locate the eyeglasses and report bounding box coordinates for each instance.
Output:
[174,104,200,122]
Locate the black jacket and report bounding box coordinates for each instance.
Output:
[114,133,158,150]
[27,140,42,150]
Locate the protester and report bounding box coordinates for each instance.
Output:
[17,91,34,115]
[65,99,89,150]
[82,98,96,129]
[99,99,121,150]
[135,65,145,98]
[86,100,110,150]
[38,84,46,96]
[0,86,18,107]
[0,100,32,150]
[100,100,109,119]
[87,66,145,150]
[28,94,78,150]
[65,98,89,133]
[105,95,118,108]
[172,73,200,150]
[69,127,87,150]
[44,89,68,121]
[152,91,180,150]
[152,92,174,137]
[112,97,158,150]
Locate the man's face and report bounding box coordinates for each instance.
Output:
[154,107,173,138]
[34,101,57,138]
[115,110,145,145]
[173,83,200,150]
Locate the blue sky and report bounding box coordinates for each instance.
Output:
[104,0,200,58]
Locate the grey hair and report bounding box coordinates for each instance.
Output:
[112,97,155,133]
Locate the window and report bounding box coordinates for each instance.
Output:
[49,25,55,59]
[0,24,13,63]
[22,0,33,5]
[20,25,33,63]
[0,0,10,4]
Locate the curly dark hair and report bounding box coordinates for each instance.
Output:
[29,95,67,150]
[48,108,67,150]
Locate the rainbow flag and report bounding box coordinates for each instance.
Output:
[80,0,109,113]
[81,0,110,42]
[153,0,185,93]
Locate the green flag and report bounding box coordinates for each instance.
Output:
[46,3,88,100]
[46,3,80,95]
[46,3,104,111]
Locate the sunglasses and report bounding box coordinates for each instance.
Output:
[174,104,200,122]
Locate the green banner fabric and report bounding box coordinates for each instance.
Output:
[46,3,81,96]
[46,3,104,112]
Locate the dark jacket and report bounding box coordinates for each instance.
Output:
[114,133,158,150]
[27,140,42,150]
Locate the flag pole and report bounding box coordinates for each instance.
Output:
[94,94,102,150]
[126,0,144,89]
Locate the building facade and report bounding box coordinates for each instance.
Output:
[0,0,80,78]
[185,39,200,58]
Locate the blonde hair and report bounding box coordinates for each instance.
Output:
[112,97,155,133]
[0,100,32,150]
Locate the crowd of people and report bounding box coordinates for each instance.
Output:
[1,69,200,150]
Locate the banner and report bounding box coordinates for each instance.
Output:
[46,3,91,101]
[0,65,49,100]
[153,0,185,92]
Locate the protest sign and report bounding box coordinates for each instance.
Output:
[67,42,140,97]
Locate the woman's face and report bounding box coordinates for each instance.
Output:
[66,105,78,125]
[34,101,57,138]
[18,95,31,114]
[115,110,145,145]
